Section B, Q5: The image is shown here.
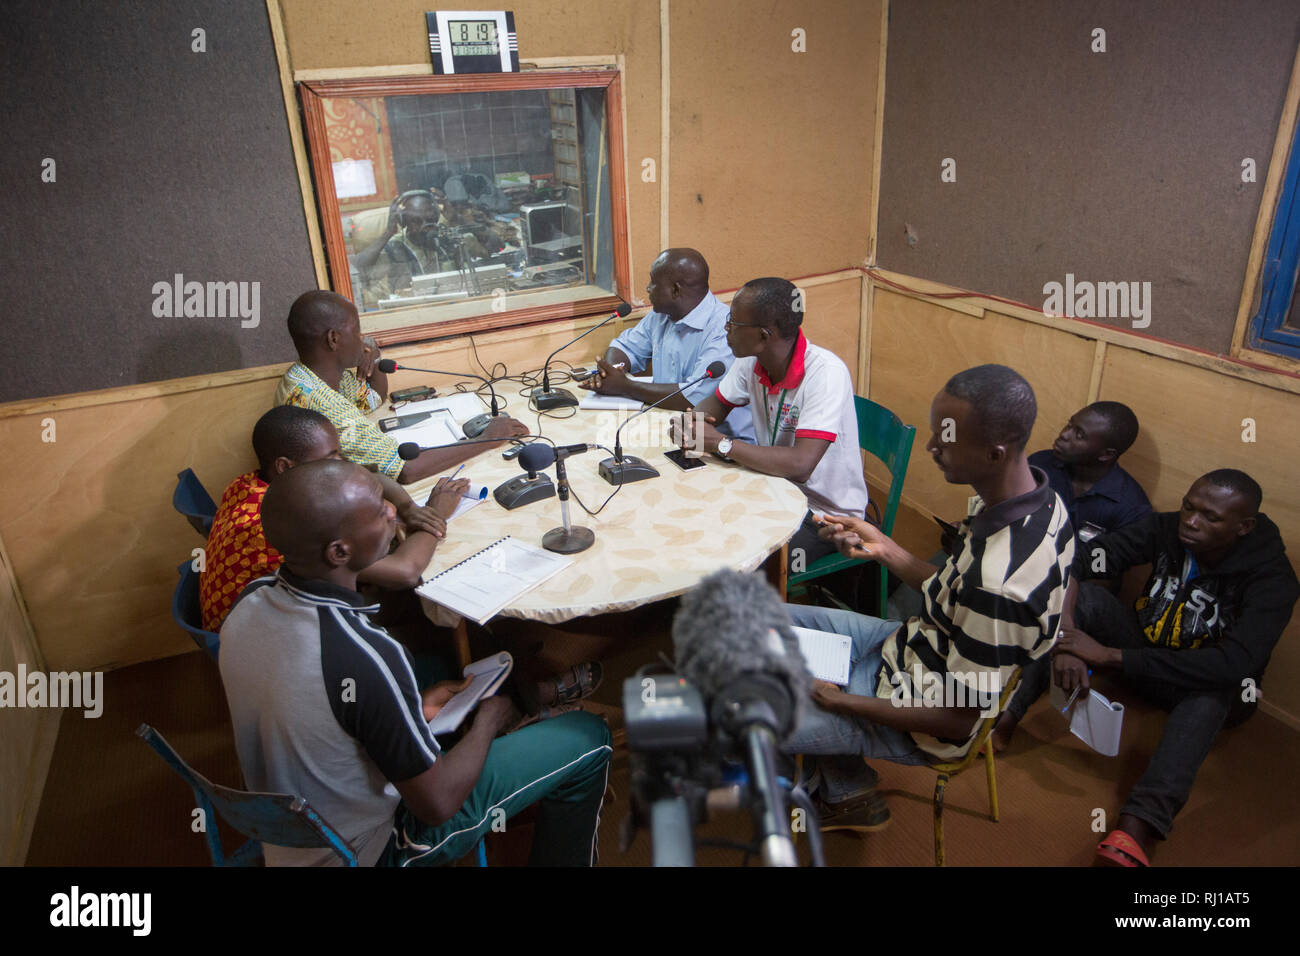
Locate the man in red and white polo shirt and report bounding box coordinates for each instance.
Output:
[670,276,868,567]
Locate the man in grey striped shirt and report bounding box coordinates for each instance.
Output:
[219,459,612,866]
[786,365,1074,831]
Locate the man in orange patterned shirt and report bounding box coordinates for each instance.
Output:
[200,405,466,632]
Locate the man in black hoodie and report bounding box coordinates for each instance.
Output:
[994,468,1298,866]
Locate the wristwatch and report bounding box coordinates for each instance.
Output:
[716,436,734,458]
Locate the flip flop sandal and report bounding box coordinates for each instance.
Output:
[1097,829,1149,867]
[548,661,603,704]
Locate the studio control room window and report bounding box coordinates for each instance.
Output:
[299,70,630,343]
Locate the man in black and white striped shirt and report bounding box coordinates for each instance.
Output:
[786,365,1074,831]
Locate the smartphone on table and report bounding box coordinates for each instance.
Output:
[664,448,706,471]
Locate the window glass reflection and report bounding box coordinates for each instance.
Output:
[325,88,613,315]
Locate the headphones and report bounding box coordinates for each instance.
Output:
[395,189,439,228]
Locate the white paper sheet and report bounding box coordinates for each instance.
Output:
[792,626,853,686]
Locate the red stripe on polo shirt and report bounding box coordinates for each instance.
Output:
[754,331,809,394]
[796,429,836,442]
[715,385,739,408]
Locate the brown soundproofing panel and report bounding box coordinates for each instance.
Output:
[877,0,1300,353]
[0,1,317,404]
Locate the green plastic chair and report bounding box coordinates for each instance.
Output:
[787,395,916,613]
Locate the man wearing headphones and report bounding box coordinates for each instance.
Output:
[353,189,449,305]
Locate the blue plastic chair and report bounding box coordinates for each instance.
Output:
[136,723,359,866]
[173,468,218,538]
[172,559,220,661]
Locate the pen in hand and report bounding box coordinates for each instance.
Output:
[1061,669,1093,714]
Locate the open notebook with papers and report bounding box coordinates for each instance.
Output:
[416,536,573,624]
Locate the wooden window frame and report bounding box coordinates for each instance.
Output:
[298,68,631,346]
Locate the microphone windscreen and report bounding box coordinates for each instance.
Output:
[397,442,421,461]
[376,358,398,374]
[518,442,556,472]
[705,360,725,379]
[615,301,632,317]
[671,569,810,734]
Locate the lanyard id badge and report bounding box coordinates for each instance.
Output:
[762,388,790,445]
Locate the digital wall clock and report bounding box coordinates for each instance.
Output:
[426,11,519,74]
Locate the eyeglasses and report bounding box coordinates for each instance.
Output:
[724,318,766,330]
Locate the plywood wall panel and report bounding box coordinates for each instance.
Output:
[798,277,862,390]
[0,533,60,865]
[868,289,1096,519]
[668,0,880,288]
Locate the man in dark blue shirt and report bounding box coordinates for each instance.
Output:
[1027,401,1152,543]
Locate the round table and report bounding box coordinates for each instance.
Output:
[398,403,808,626]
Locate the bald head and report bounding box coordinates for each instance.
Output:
[262,458,392,576]
[647,248,710,319]
[286,290,359,356]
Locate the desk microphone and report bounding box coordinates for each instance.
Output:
[396,435,556,511]
[518,443,595,554]
[672,569,808,868]
[598,361,726,486]
[532,301,632,411]
[376,359,500,437]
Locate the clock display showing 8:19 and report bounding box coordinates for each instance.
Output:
[449,20,498,56]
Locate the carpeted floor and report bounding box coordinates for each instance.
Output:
[26,616,1300,867]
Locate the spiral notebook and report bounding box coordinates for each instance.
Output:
[416,536,573,624]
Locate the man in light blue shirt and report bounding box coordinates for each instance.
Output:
[579,248,754,441]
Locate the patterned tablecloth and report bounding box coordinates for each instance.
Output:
[389,397,809,624]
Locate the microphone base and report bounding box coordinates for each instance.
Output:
[532,387,579,411]
[542,525,595,554]
[493,474,555,511]
[598,455,660,485]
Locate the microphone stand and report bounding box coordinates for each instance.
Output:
[396,434,556,511]
[649,797,696,867]
[532,304,631,411]
[381,361,500,438]
[597,365,721,486]
[541,454,595,553]
[743,724,798,867]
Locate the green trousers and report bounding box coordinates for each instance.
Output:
[379,710,612,867]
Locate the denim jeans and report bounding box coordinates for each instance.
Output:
[1006,581,1252,838]
[784,604,930,803]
